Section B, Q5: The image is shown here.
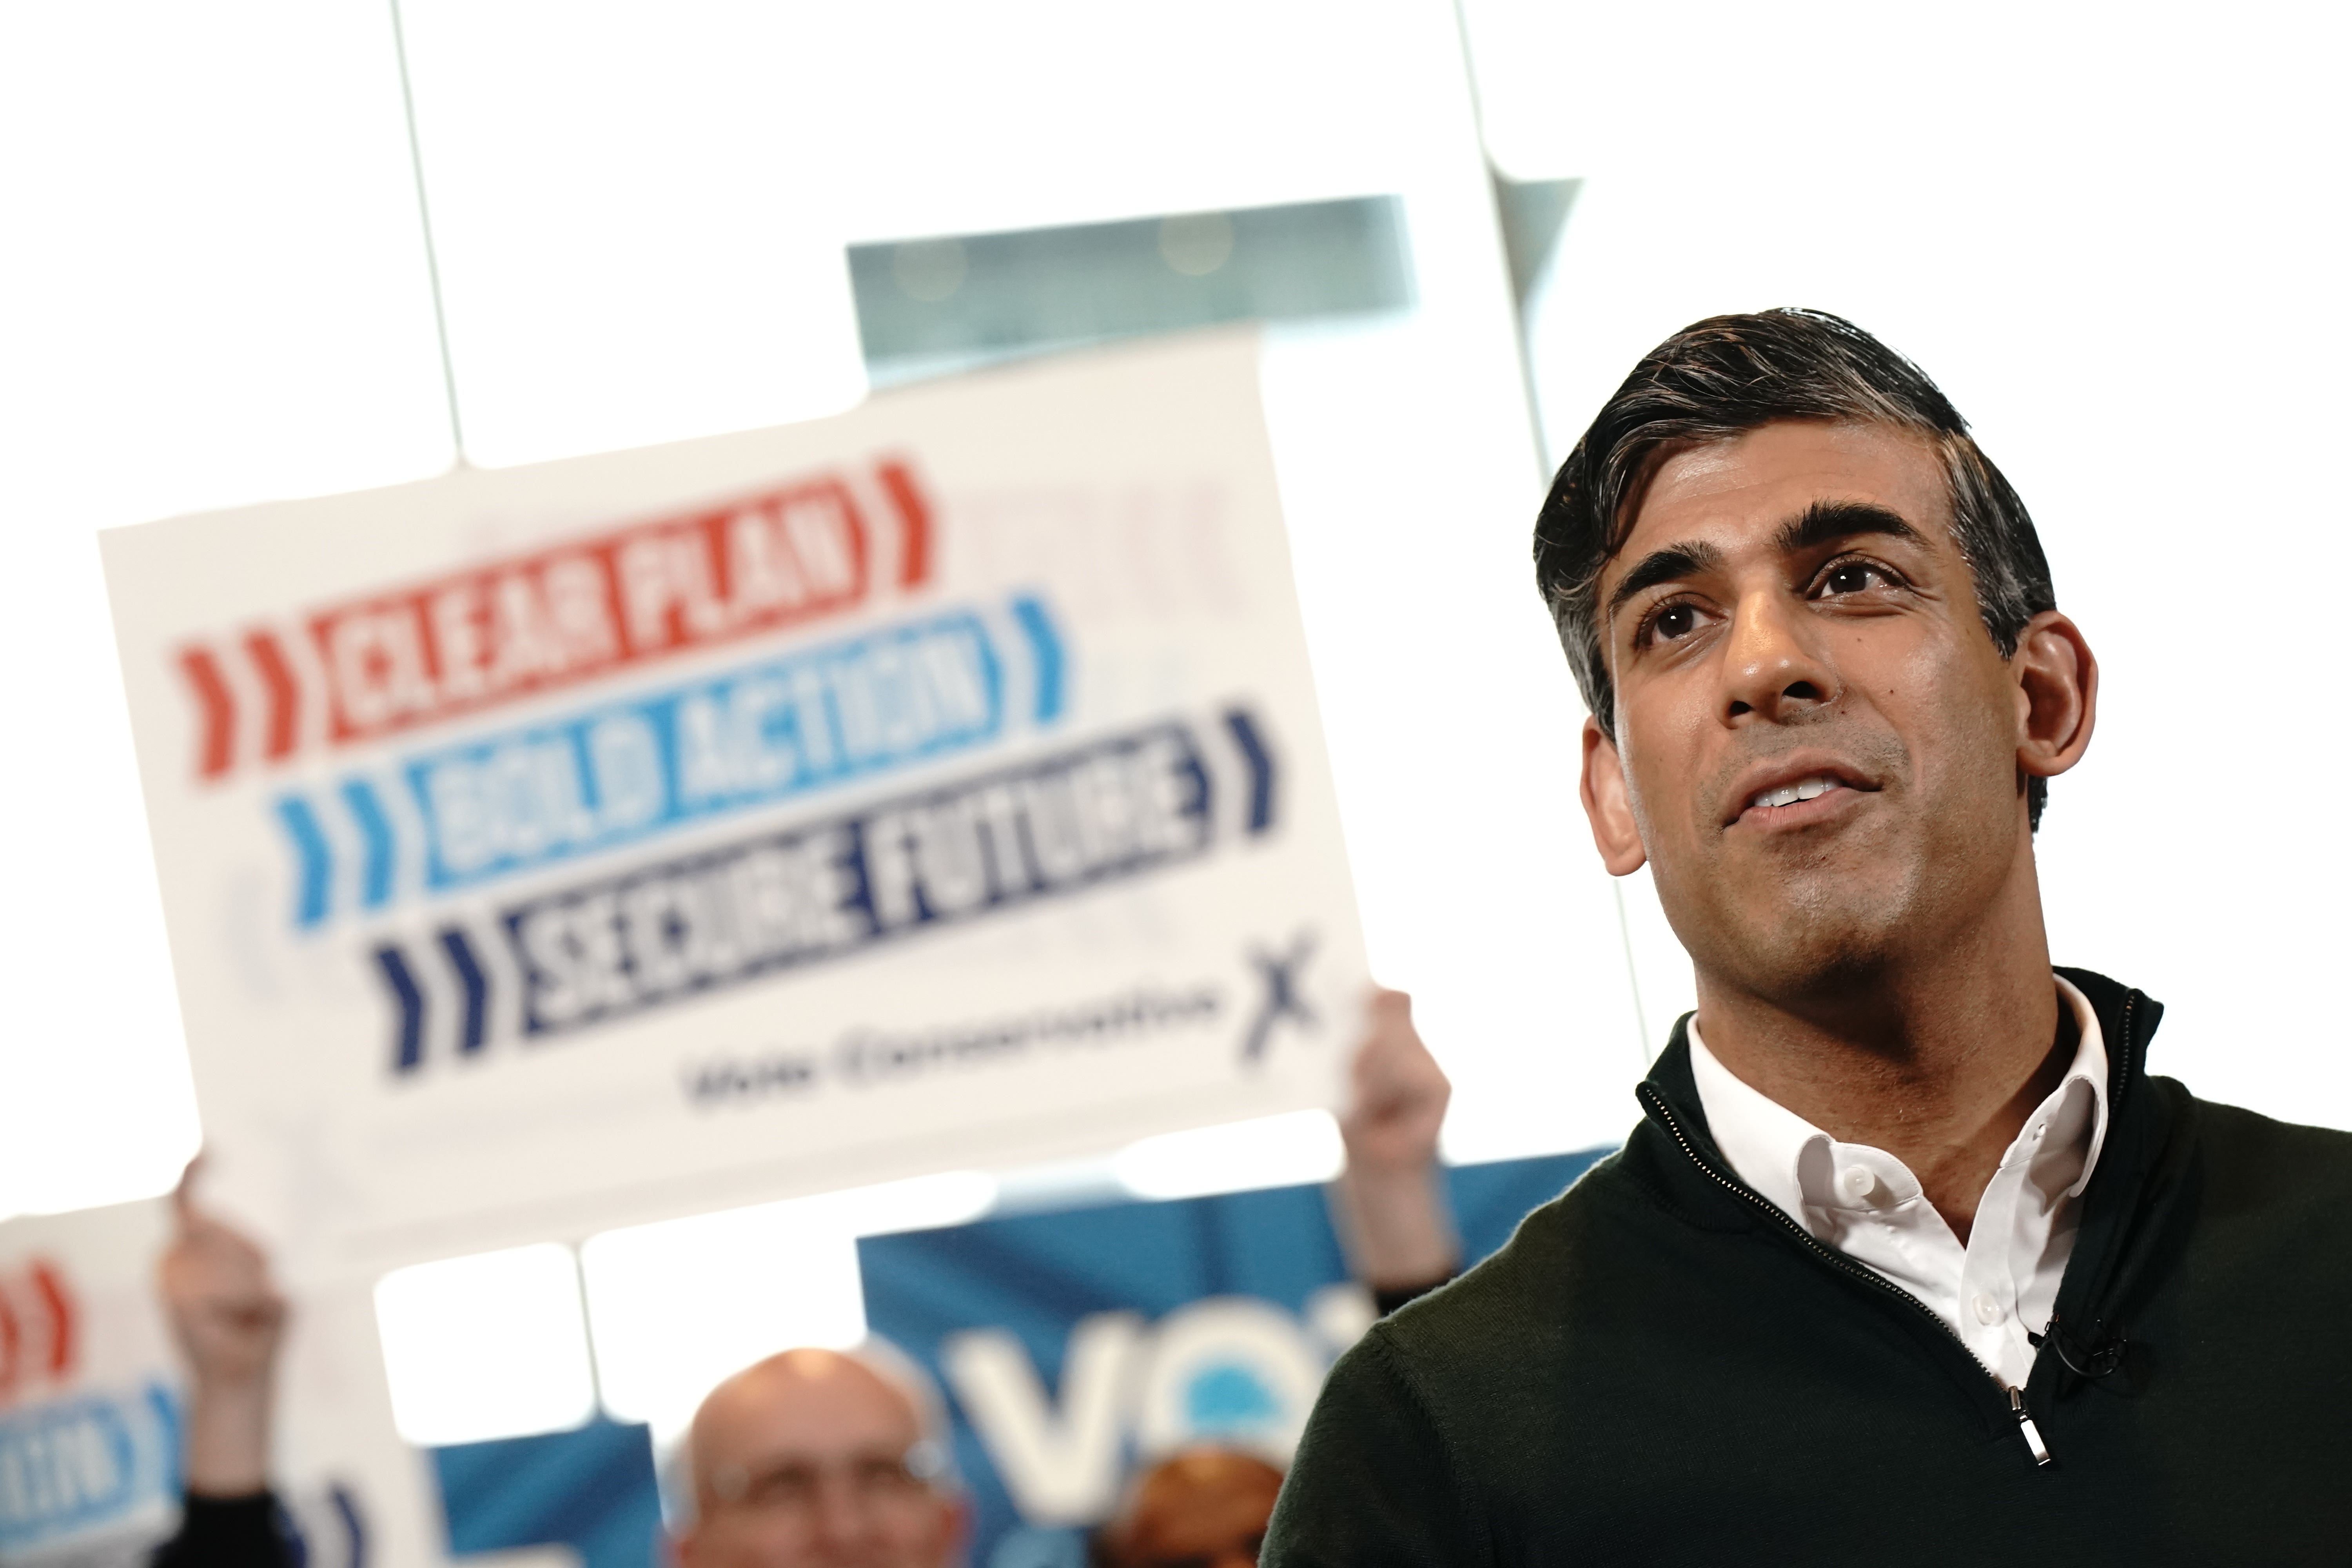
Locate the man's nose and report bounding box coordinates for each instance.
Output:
[807,1477,874,1550]
[1719,588,1838,724]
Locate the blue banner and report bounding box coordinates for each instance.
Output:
[858,1151,1606,1568]
[423,1153,1608,1568]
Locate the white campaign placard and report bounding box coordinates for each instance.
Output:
[0,1201,444,1567]
[102,332,1368,1280]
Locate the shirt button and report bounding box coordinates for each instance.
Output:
[1973,1292,2005,1326]
[1837,1166,1875,1202]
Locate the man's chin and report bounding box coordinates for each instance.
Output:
[1692,894,1922,1000]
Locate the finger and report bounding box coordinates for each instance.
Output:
[220,1292,290,1331]
[188,1222,273,1287]
[171,1204,275,1292]
[1361,1039,1447,1127]
[1349,1034,1403,1110]
[172,1154,204,1227]
[1354,989,1410,1061]
[1357,993,1426,1075]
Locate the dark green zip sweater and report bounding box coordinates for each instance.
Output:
[1265,969,2352,1565]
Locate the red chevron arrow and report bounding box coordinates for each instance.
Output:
[179,645,237,780]
[0,1259,78,1401]
[0,1272,18,1399]
[244,629,301,762]
[877,456,934,589]
[28,1260,74,1380]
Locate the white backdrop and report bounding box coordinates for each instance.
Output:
[5,0,2348,1225]
[1468,0,2352,1127]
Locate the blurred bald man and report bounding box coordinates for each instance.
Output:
[674,987,1455,1568]
[673,1344,967,1568]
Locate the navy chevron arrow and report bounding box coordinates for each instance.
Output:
[375,943,427,1074]
[1221,707,1278,835]
[437,926,491,1056]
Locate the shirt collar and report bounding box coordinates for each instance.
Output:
[1687,975,2111,1223]
[2040,974,2112,1201]
[1686,1022,1823,1223]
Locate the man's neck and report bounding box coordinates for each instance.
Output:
[1689,876,2071,1244]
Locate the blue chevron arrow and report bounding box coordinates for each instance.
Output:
[275,796,335,929]
[340,779,397,911]
[1011,594,1066,724]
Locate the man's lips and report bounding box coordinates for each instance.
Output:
[1722,759,1880,829]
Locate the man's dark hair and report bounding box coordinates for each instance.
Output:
[1533,307,2059,827]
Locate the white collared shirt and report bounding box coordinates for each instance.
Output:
[1687,976,2109,1389]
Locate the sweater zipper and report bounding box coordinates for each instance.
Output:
[2008,1386,2050,1463]
[1638,1083,2056,1468]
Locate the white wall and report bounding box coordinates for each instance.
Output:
[0,4,452,1216]
[1469,0,2352,1126]
[2,0,1646,1223]
[6,0,2345,1224]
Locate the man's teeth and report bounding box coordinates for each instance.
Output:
[1752,776,1840,810]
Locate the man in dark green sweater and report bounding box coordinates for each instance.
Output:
[1264,309,2352,1564]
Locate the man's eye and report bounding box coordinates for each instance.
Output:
[1818,562,1889,596]
[1651,604,1699,641]
[747,1469,817,1505]
[853,1458,919,1492]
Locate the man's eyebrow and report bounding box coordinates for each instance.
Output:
[1773,499,1926,555]
[1604,541,1723,624]
[1601,502,1927,626]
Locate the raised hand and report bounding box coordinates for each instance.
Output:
[158,1161,286,1496]
[1338,988,1452,1176]
[1333,988,1458,1292]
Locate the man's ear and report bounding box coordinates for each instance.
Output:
[2011,609,2098,783]
[1581,716,1648,876]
